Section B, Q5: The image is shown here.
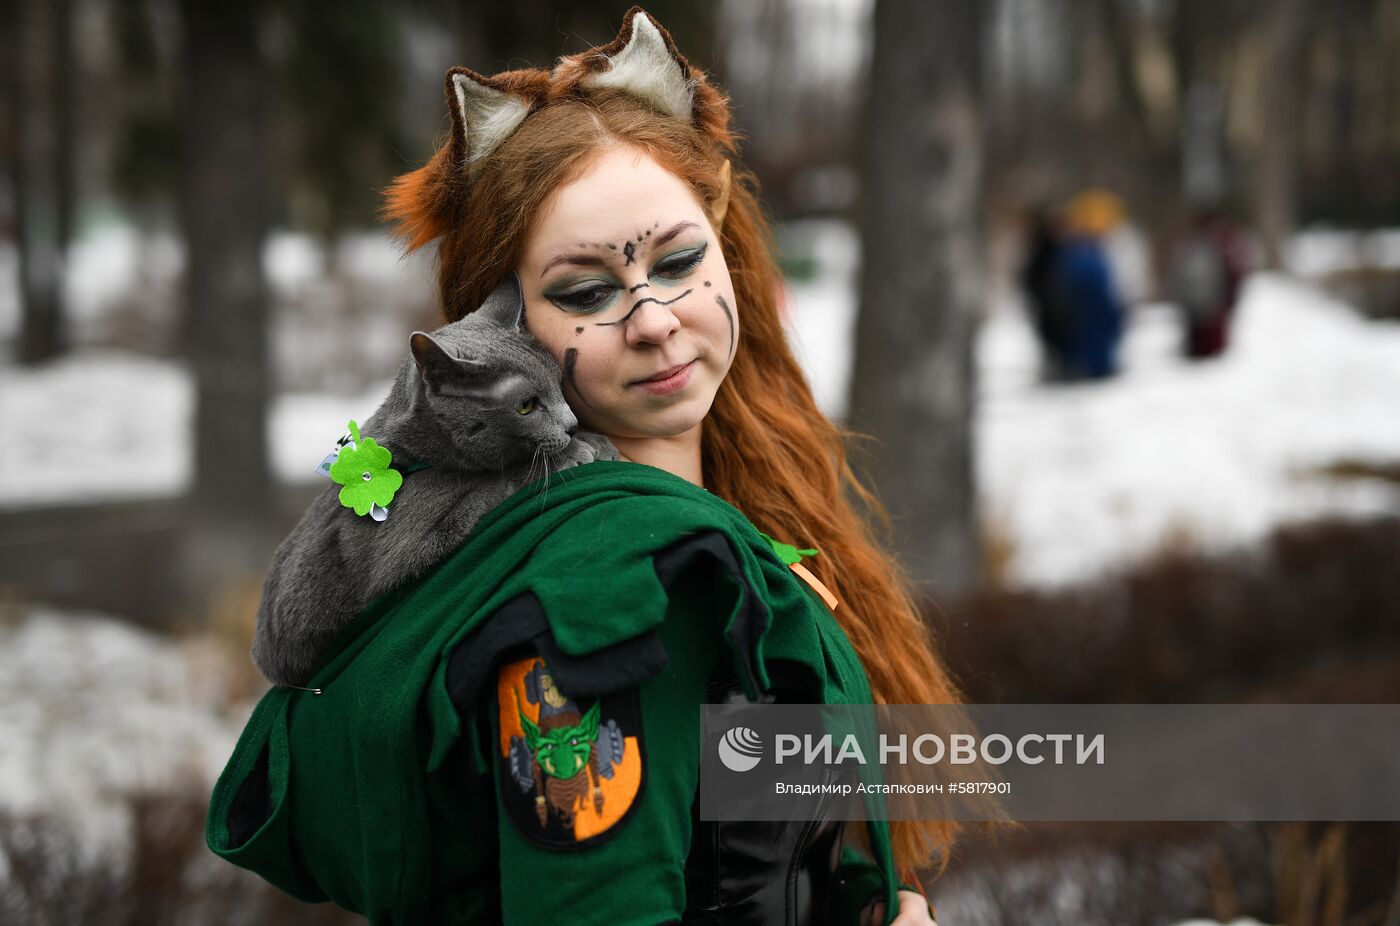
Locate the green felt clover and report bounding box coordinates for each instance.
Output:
[328,419,403,517]
[756,530,819,566]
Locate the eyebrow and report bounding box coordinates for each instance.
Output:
[652,220,700,250]
[540,254,607,278]
[539,221,702,279]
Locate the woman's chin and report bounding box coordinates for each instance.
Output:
[605,402,710,441]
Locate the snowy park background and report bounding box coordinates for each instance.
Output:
[5,0,1400,924]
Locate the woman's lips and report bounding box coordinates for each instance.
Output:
[632,359,695,395]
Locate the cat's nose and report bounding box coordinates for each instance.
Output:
[566,424,578,437]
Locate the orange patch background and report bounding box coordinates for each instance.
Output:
[497,654,642,840]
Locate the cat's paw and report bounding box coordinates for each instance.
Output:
[550,438,596,470]
[550,431,619,469]
[570,431,620,464]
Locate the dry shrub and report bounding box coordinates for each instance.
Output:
[927,820,1276,925]
[0,806,122,925]
[931,819,1400,926]
[923,514,1400,925]
[0,778,362,926]
[1306,459,1400,487]
[172,572,271,714]
[935,515,1400,704]
[1322,266,1400,322]
[977,506,1020,593]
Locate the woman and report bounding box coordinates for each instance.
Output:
[209,7,965,924]
[385,7,964,923]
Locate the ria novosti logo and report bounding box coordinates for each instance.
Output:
[717,726,764,771]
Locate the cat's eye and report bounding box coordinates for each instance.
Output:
[515,396,540,415]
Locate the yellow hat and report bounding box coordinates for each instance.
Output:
[1065,188,1126,235]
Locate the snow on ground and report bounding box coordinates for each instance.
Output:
[3,221,1400,587]
[0,607,252,864]
[1287,227,1400,278]
[973,277,1400,586]
[0,350,393,506]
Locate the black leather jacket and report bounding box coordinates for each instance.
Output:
[680,675,877,926]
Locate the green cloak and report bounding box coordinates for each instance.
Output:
[206,460,907,924]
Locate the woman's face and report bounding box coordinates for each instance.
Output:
[517,145,739,442]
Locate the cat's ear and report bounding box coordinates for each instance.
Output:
[410,331,487,387]
[410,331,449,382]
[577,9,696,123]
[408,329,492,395]
[447,67,534,169]
[476,272,527,333]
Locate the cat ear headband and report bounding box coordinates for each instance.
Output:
[386,7,735,250]
[443,6,736,194]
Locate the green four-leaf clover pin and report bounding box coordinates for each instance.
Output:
[328,419,403,517]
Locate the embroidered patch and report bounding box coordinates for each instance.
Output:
[496,652,646,849]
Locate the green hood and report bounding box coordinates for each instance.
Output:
[206,460,901,922]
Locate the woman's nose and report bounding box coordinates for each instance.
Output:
[623,295,681,346]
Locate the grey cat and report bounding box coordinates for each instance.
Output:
[250,273,618,689]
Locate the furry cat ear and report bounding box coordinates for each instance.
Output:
[447,67,533,168]
[410,332,451,381]
[410,331,488,386]
[476,272,527,332]
[578,8,695,123]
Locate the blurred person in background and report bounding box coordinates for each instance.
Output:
[1052,188,1129,381]
[1165,205,1250,360]
[1020,205,1073,381]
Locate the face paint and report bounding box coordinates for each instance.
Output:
[715,294,735,362]
[563,347,590,408]
[596,289,694,328]
[622,241,636,266]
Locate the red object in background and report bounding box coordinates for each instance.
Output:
[1168,212,1251,360]
[1188,220,1250,358]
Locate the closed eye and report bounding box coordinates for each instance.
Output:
[544,242,708,311]
[653,243,707,281]
[546,283,617,313]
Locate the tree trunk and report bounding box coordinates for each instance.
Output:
[12,0,72,365]
[848,0,983,598]
[1257,0,1309,270]
[178,0,274,591]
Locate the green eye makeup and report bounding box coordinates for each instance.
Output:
[652,243,707,281]
[544,242,708,313]
[546,282,618,314]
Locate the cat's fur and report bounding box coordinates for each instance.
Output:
[250,273,618,688]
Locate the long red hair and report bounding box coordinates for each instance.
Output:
[383,72,967,886]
